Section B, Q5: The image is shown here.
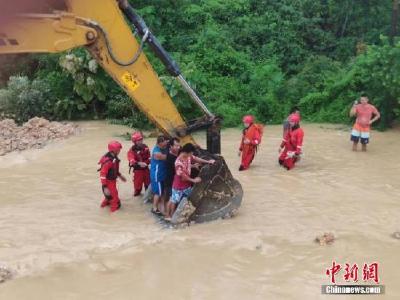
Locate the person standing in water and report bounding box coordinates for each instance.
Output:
[350,96,380,152]
[150,135,168,216]
[279,113,304,170]
[127,131,151,197]
[238,115,263,171]
[98,141,127,212]
[165,143,215,220]
[163,138,181,208]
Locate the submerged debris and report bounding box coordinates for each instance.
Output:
[391,231,400,239]
[0,117,78,156]
[0,266,13,283]
[315,232,335,246]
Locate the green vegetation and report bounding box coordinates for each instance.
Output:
[0,0,399,129]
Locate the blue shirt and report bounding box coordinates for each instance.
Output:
[150,145,167,182]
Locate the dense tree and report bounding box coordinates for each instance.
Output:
[0,0,398,128]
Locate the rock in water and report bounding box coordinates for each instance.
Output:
[315,232,335,246]
[391,231,400,239]
[0,266,13,283]
[171,197,196,225]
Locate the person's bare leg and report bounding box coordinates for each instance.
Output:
[362,144,367,152]
[165,201,170,218]
[165,201,174,219]
[352,141,358,152]
[170,203,177,217]
[159,197,166,214]
[152,194,160,211]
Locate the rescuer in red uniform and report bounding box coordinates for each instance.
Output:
[279,113,304,170]
[98,141,126,212]
[127,131,151,196]
[238,115,263,171]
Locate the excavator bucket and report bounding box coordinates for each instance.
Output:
[171,149,243,225]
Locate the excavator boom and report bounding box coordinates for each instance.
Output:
[0,0,242,223]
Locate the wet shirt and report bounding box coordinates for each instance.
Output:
[165,150,178,187]
[172,155,194,190]
[355,104,379,128]
[150,146,167,182]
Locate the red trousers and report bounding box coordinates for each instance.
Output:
[101,180,121,212]
[279,150,298,170]
[133,169,150,195]
[241,146,256,170]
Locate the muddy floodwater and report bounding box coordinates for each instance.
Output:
[0,122,399,300]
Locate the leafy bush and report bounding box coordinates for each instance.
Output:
[59,49,110,118]
[297,38,400,128]
[0,76,52,123]
[105,94,151,128]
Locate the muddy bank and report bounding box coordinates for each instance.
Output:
[0,117,78,156]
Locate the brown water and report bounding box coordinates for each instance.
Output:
[0,121,399,300]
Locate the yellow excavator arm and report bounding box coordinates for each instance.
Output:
[0,0,242,223]
[0,0,214,146]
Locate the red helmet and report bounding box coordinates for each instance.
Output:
[242,115,254,124]
[108,140,122,152]
[288,113,301,123]
[131,131,143,143]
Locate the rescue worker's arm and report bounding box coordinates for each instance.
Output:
[115,160,126,182]
[100,161,112,186]
[279,142,285,153]
[137,147,150,167]
[239,140,244,151]
[279,132,289,153]
[295,131,304,156]
[238,134,244,156]
[118,173,127,182]
[250,127,261,146]
[100,161,112,195]
[127,149,137,168]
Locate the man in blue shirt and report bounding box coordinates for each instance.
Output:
[150,135,168,215]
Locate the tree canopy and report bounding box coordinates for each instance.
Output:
[0,0,398,129]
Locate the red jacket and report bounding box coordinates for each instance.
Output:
[280,126,304,155]
[239,123,263,152]
[127,144,150,171]
[99,152,121,185]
